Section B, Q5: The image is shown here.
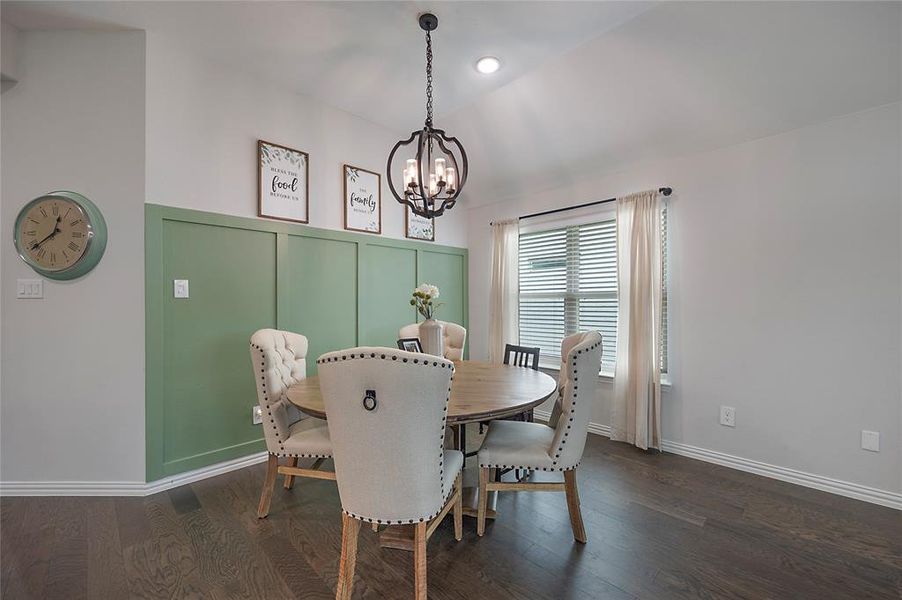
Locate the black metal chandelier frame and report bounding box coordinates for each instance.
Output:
[387,13,468,219]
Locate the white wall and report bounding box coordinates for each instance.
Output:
[1,31,146,483]
[145,33,468,247]
[1,21,19,88]
[467,103,901,495]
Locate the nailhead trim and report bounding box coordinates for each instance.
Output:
[318,349,457,523]
[477,463,581,472]
[276,452,331,459]
[342,481,459,525]
[479,337,602,472]
[251,338,332,459]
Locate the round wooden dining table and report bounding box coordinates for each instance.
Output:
[285,359,558,425]
[285,359,558,551]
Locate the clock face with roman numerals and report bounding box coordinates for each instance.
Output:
[14,192,107,280]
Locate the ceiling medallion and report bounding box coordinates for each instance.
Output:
[386,13,468,219]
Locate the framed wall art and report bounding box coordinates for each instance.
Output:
[406,206,435,241]
[258,140,309,223]
[343,164,381,234]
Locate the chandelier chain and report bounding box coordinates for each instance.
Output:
[425,30,433,127]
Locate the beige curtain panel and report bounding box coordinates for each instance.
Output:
[611,189,663,450]
[488,219,520,364]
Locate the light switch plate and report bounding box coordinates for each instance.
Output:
[861,430,880,452]
[16,279,43,299]
[252,405,263,425]
[173,279,189,298]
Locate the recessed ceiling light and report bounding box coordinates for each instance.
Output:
[476,56,501,74]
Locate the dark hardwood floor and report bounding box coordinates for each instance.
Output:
[2,435,900,599]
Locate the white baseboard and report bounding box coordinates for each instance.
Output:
[5,419,900,511]
[0,481,148,496]
[0,451,269,497]
[143,451,269,496]
[533,409,901,510]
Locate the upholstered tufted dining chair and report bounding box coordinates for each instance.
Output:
[249,329,335,519]
[476,331,602,543]
[317,347,463,600]
[399,320,467,361]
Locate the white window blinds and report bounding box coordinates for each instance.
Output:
[518,207,668,373]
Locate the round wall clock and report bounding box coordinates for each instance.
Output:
[13,191,107,280]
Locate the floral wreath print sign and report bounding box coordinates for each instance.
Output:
[343,164,381,234]
[258,140,309,223]
[406,206,435,241]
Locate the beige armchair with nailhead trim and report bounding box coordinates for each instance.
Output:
[317,347,463,600]
[399,320,467,361]
[249,329,335,519]
[475,331,602,543]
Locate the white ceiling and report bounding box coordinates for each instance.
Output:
[0,0,655,130]
[3,1,898,206]
[442,1,901,202]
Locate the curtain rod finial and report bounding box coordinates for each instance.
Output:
[659,187,672,196]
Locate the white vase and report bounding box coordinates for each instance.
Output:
[420,319,444,357]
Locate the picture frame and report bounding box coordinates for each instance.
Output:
[397,338,423,353]
[405,206,435,241]
[258,140,309,223]
[343,164,382,234]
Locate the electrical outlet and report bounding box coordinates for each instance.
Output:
[861,430,879,452]
[252,405,263,425]
[720,405,736,427]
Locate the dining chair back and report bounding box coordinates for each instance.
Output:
[548,332,594,428]
[503,344,540,370]
[399,321,467,361]
[317,347,463,599]
[476,331,602,543]
[550,331,603,470]
[250,328,309,454]
[250,329,334,519]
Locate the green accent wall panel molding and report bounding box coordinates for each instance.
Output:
[279,235,358,375]
[361,244,418,346]
[145,204,468,481]
[418,249,467,331]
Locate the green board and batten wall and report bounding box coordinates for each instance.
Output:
[145,204,468,481]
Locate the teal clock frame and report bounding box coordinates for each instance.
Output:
[14,191,107,281]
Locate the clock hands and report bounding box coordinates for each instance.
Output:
[31,217,61,250]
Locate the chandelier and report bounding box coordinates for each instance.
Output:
[387,13,468,219]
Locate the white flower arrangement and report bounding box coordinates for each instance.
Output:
[410,283,443,320]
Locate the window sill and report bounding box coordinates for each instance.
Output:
[538,362,672,389]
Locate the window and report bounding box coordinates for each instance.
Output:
[518,207,668,373]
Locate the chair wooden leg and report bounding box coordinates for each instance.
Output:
[564,469,587,543]
[414,521,428,600]
[336,513,360,600]
[283,457,298,489]
[257,454,279,519]
[477,467,490,536]
[453,473,463,541]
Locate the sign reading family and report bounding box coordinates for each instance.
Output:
[343,164,381,234]
[258,140,309,223]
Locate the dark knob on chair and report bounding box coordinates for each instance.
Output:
[363,390,377,411]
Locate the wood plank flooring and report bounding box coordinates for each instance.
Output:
[2,435,900,599]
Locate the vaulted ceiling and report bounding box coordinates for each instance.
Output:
[0,0,655,130]
[3,1,898,206]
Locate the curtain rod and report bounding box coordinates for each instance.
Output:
[491,187,672,225]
